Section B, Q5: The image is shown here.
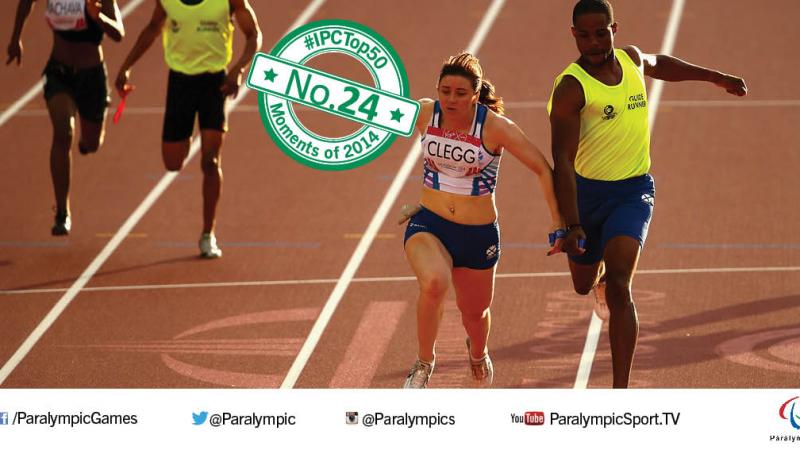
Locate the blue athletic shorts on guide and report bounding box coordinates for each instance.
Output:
[570,173,655,265]
[404,206,500,270]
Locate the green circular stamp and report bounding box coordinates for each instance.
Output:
[245,20,420,171]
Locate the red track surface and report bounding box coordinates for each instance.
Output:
[1,0,798,388]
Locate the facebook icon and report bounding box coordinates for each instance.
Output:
[0,412,8,425]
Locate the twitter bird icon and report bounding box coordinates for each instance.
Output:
[192,411,208,425]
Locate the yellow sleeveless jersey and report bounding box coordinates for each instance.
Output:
[160,0,233,75]
[547,48,650,181]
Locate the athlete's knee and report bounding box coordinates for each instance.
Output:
[605,273,632,293]
[164,160,183,172]
[52,128,73,151]
[573,282,593,296]
[418,272,450,300]
[79,137,102,154]
[460,307,489,323]
[201,155,221,175]
[604,274,634,310]
[162,143,188,171]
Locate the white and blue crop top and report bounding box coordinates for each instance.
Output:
[420,101,502,196]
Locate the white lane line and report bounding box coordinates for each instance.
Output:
[0,0,327,386]
[646,0,686,131]
[3,265,799,296]
[573,0,686,390]
[574,312,603,388]
[0,0,148,128]
[279,0,508,389]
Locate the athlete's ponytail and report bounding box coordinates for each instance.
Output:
[478,78,504,115]
[439,52,505,115]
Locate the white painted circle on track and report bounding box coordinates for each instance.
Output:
[770,337,800,364]
[716,328,800,374]
[73,308,321,387]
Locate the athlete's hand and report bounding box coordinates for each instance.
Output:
[714,73,747,97]
[85,0,102,21]
[221,70,243,98]
[397,204,422,225]
[114,69,133,96]
[6,40,22,66]
[561,226,586,256]
[546,224,566,256]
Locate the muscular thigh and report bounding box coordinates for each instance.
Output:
[197,71,227,134]
[46,93,77,141]
[453,266,495,313]
[405,232,453,288]
[602,235,642,287]
[163,70,199,142]
[74,62,110,124]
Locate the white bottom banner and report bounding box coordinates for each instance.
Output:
[1,389,799,448]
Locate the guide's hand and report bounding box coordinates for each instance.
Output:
[715,73,747,97]
[398,204,421,225]
[221,70,243,98]
[561,226,587,256]
[6,40,22,66]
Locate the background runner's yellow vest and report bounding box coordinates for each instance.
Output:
[161,0,233,75]
[547,49,651,181]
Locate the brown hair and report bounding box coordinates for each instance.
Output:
[438,52,504,115]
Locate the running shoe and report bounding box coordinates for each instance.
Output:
[402,358,434,389]
[198,232,222,259]
[466,337,493,387]
[51,211,71,236]
[593,281,609,321]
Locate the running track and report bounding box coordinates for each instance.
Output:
[0,0,798,388]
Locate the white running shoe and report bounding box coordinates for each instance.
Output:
[466,337,493,387]
[593,281,609,321]
[199,232,222,259]
[402,359,434,389]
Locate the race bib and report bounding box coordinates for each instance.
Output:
[45,0,87,31]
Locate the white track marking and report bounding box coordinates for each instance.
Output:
[2,265,798,296]
[573,0,686,390]
[0,0,148,128]
[0,0,327,386]
[279,0,508,389]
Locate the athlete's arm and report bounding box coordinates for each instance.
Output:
[414,98,434,135]
[624,45,747,96]
[114,0,166,94]
[86,0,125,42]
[222,0,263,98]
[549,75,586,255]
[6,0,35,66]
[488,114,562,231]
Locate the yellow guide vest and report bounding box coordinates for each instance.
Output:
[161,0,233,75]
[548,48,651,181]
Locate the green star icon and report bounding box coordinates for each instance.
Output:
[390,108,404,123]
[264,68,278,82]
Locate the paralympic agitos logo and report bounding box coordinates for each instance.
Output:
[779,396,800,430]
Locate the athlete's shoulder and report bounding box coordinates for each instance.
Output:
[621,45,643,67]
[482,107,516,141]
[415,98,435,133]
[483,106,511,128]
[229,0,249,10]
[551,74,585,112]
